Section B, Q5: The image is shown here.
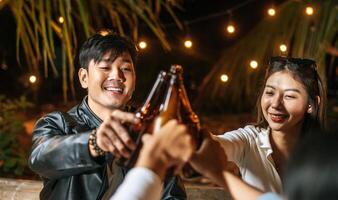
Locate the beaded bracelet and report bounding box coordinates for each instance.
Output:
[89,129,106,156]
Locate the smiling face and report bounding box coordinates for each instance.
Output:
[79,51,136,117]
[260,71,311,133]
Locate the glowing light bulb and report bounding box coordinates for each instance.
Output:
[184,40,193,48]
[280,44,287,52]
[268,8,276,16]
[305,6,314,15]
[250,60,258,69]
[138,41,147,49]
[220,74,229,82]
[29,75,37,84]
[99,30,109,36]
[58,16,64,24]
[226,24,235,34]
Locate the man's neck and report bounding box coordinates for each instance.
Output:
[87,98,124,121]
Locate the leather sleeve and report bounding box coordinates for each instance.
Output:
[162,175,187,200]
[28,112,104,179]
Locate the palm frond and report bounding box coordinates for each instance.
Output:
[0,0,182,102]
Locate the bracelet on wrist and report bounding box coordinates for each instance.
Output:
[89,129,106,157]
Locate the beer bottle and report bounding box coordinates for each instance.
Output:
[150,64,202,179]
[175,65,202,180]
[149,66,181,135]
[117,71,169,167]
[119,65,202,180]
[139,65,181,177]
[176,65,201,149]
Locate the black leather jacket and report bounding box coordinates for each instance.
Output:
[28,97,187,200]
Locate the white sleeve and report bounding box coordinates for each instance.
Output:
[214,126,253,164]
[256,192,283,200]
[110,167,163,200]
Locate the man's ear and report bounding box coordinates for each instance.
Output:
[78,68,88,89]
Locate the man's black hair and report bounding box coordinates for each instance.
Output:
[79,32,137,69]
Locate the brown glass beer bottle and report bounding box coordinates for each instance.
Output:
[175,65,202,179]
[119,65,202,180]
[149,64,202,179]
[148,66,181,135]
[117,71,169,167]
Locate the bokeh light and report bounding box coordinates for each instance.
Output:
[220,74,229,82]
[138,41,147,49]
[250,60,258,69]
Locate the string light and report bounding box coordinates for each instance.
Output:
[225,11,236,35]
[279,44,287,53]
[138,41,147,49]
[58,16,64,24]
[267,8,276,16]
[220,74,229,82]
[226,24,235,34]
[184,39,193,48]
[99,30,109,36]
[0,60,7,70]
[29,75,37,84]
[250,60,258,69]
[305,6,314,16]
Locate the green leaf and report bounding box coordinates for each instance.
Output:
[4,0,182,102]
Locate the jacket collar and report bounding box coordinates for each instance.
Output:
[77,96,135,128]
[78,96,102,128]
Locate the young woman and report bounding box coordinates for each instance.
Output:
[213,56,326,193]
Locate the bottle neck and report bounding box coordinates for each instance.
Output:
[138,71,168,118]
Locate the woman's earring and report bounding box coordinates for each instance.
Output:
[307,105,313,114]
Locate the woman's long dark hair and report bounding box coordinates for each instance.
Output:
[255,57,326,135]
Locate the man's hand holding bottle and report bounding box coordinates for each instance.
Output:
[89,109,139,159]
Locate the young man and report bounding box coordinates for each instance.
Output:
[28,32,186,200]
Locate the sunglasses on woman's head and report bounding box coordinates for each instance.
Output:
[269,56,317,71]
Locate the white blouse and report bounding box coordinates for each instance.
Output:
[215,125,282,193]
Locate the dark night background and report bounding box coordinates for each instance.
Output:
[0,0,337,181]
[0,0,288,108]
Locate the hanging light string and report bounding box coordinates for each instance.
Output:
[162,0,258,28]
[183,0,257,25]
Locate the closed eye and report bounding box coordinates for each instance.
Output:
[97,62,110,70]
[285,95,296,99]
[98,66,110,70]
[264,91,274,96]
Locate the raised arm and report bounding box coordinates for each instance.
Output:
[189,130,266,200]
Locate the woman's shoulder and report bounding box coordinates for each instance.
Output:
[242,125,266,135]
[232,125,262,136]
[219,125,267,140]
